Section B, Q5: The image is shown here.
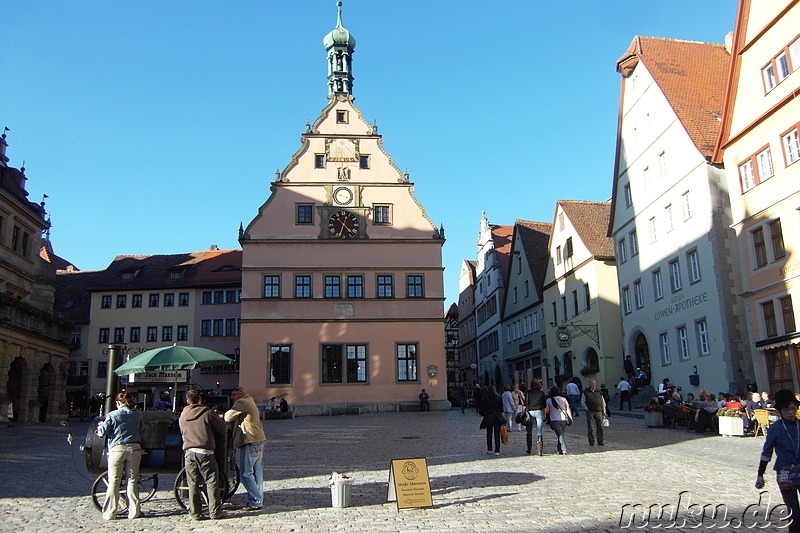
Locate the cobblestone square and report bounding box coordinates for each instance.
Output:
[0,410,783,532]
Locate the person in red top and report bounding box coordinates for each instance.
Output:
[723,393,743,409]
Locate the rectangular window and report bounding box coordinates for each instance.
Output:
[678,326,689,360]
[201,320,211,337]
[763,301,778,338]
[225,289,239,303]
[618,238,628,263]
[162,326,173,342]
[555,246,562,265]
[630,230,639,256]
[213,290,224,304]
[149,294,160,307]
[781,296,796,334]
[622,287,631,314]
[98,328,109,343]
[407,275,424,298]
[11,226,19,252]
[359,155,370,169]
[771,219,786,260]
[757,148,774,181]
[179,292,189,306]
[658,152,667,178]
[660,332,671,365]
[396,343,418,382]
[269,345,291,384]
[295,276,311,298]
[202,290,212,304]
[682,192,692,220]
[524,279,529,298]
[687,250,701,283]
[264,275,280,298]
[572,290,579,316]
[377,275,393,298]
[753,227,768,268]
[791,37,800,72]
[583,283,591,311]
[739,160,756,191]
[336,110,348,123]
[315,154,325,168]
[116,295,126,308]
[147,327,158,342]
[564,237,573,258]
[96,361,108,379]
[346,345,367,382]
[225,318,238,336]
[374,205,391,224]
[648,217,657,243]
[696,320,710,355]
[653,269,664,300]
[322,344,343,383]
[665,204,674,232]
[297,204,314,224]
[130,327,141,343]
[777,51,790,81]
[784,128,800,165]
[561,296,567,321]
[114,327,125,343]
[164,293,175,307]
[177,325,188,341]
[213,319,224,336]
[551,301,558,324]
[624,183,632,208]
[669,259,682,292]
[325,275,341,298]
[347,275,363,298]
[634,280,644,309]
[132,294,142,308]
[763,62,777,92]
[101,295,112,309]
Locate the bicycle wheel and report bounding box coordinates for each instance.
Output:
[174,467,229,512]
[91,472,158,512]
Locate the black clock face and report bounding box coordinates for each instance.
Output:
[329,211,359,238]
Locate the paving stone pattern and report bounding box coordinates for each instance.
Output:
[0,410,786,532]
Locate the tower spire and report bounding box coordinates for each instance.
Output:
[323,1,356,97]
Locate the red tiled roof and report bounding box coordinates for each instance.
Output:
[490,225,514,278]
[558,200,615,260]
[617,36,729,157]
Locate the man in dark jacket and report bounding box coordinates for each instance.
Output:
[179,390,229,520]
[524,379,548,455]
[584,379,607,446]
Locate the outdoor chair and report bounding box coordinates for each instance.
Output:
[753,409,771,436]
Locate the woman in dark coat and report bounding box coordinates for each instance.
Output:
[480,385,504,456]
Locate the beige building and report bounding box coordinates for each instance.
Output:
[542,200,622,389]
[238,5,446,415]
[0,133,71,424]
[714,0,800,392]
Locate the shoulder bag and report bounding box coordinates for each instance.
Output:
[777,421,800,488]
[550,397,572,426]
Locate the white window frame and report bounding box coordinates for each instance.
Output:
[622,287,632,315]
[630,230,639,256]
[634,280,644,309]
[681,191,691,220]
[665,205,674,232]
[677,326,690,360]
[757,148,774,181]
[687,250,701,283]
[696,320,710,355]
[784,128,800,165]
[660,332,671,366]
[624,183,632,208]
[648,217,657,243]
[763,62,777,92]
[777,51,790,81]
[653,269,664,300]
[739,160,755,191]
[618,238,628,263]
[669,259,682,292]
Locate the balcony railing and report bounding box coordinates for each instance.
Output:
[0,293,73,345]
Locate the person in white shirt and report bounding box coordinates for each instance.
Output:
[617,377,633,410]
[501,385,517,430]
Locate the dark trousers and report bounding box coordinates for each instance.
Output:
[420,399,430,411]
[587,410,604,445]
[485,422,502,452]
[779,486,800,533]
[185,450,222,518]
[620,390,632,410]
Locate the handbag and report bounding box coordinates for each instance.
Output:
[500,424,508,445]
[550,397,572,426]
[778,465,800,488]
[515,410,530,426]
[602,416,610,427]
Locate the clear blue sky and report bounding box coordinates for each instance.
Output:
[4,1,738,306]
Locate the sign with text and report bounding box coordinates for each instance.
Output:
[123,370,187,384]
[387,458,433,510]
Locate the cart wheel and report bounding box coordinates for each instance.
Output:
[91,472,159,512]
[174,467,230,512]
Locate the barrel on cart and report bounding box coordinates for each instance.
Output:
[83,410,239,515]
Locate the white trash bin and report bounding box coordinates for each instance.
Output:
[329,473,353,508]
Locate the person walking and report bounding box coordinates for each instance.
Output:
[480,385,504,456]
[473,383,483,414]
[617,377,633,410]
[755,389,800,533]
[513,385,526,432]
[224,387,266,511]
[501,385,516,430]
[459,383,468,414]
[545,386,572,455]
[95,392,144,521]
[565,378,581,418]
[179,389,229,521]
[524,379,547,455]
[584,379,607,446]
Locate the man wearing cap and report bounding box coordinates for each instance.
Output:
[224,387,266,510]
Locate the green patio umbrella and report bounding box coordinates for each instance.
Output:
[113,344,233,375]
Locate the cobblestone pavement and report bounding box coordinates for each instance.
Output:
[0,409,788,532]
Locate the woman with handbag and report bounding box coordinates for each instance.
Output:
[544,385,573,455]
[480,385,504,456]
[755,389,800,533]
[513,385,526,432]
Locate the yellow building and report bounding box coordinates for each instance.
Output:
[714,0,800,392]
[238,4,446,414]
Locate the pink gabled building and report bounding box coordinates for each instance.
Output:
[238,4,446,415]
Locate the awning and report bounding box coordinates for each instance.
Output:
[755,332,800,351]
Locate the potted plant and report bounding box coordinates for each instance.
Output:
[579,365,599,377]
[717,407,745,436]
[644,403,664,427]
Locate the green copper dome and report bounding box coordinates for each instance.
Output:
[323,1,356,50]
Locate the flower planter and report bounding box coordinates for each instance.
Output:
[718,416,744,436]
[645,411,664,427]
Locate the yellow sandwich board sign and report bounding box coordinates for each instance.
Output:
[387,457,433,509]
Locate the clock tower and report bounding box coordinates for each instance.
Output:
[239,2,446,414]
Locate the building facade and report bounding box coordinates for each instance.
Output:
[610,36,752,395]
[0,133,71,424]
[543,200,622,389]
[238,6,446,415]
[457,260,478,388]
[713,0,800,393]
